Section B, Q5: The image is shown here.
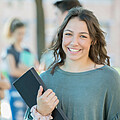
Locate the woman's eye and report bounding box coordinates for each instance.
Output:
[65,33,72,36]
[80,35,87,38]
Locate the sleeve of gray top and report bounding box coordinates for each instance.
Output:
[106,72,120,120]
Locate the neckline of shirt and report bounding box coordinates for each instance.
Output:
[55,65,107,76]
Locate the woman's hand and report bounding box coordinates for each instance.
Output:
[0,89,5,99]
[37,86,59,116]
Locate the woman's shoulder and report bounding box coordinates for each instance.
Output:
[6,44,16,56]
[39,68,52,80]
[40,66,60,79]
[103,65,119,77]
[40,68,53,76]
[6,44,14,52]
[102,65,120,88]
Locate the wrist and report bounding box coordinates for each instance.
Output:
[36,105,44,115]
[31,105,53,120]
[36,105,47,116]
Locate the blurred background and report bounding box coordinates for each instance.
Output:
[0,0,120,119]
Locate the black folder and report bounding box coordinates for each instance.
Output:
[13,67,69,120]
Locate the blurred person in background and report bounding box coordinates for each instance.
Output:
[39,0,82,73]
[0,73,11,99]
[3,18,39,120]
[0,71,11,117]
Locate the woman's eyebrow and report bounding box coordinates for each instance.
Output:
[64,29,73,33]
[64,30,89,35]
[79,32,89,35]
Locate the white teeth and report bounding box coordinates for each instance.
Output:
[69,48,80,52]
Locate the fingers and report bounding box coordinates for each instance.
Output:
[45,95,59,111]
[37,86,43,98]
[50,95,58,105]
[37,87,53,99]
[47,93,59,109]
[53,99,59,109]
[46,92,55,102]
[42,89,53,98]
[37,87,59,109]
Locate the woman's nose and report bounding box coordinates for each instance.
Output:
[70,36,79,46]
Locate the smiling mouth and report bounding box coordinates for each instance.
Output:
[68,48,82,52]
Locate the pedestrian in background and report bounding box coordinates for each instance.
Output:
[3,18,39,120]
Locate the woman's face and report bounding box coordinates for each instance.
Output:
[62,17,92,62]
[12,27,25,42]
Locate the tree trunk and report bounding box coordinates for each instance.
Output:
[35,0,45,60]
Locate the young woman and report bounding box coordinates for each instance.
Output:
[25,7,120,120]
[4,18,39,120]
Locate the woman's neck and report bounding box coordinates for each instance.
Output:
[13,41,22,52]
[60,58,96,72]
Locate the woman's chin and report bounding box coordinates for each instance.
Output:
[67,56,82,61]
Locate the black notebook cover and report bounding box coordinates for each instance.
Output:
[13,67,69,120]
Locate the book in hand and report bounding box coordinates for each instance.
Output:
[13,67,69,120]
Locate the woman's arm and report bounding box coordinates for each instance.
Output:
[6,54,29,77]
[0,89,5,100]
[0,80,11,90]
[0,73,11,90]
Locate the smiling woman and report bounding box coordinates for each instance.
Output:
[24,7,120,120]
[62,18,92,63]
[50,7,110,73]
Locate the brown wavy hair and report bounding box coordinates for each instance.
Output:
[49,7,110,74]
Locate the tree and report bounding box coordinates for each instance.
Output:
[35,0,45,60]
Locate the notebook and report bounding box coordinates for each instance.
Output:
[13,67,69,120]
[20,51,35,67]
